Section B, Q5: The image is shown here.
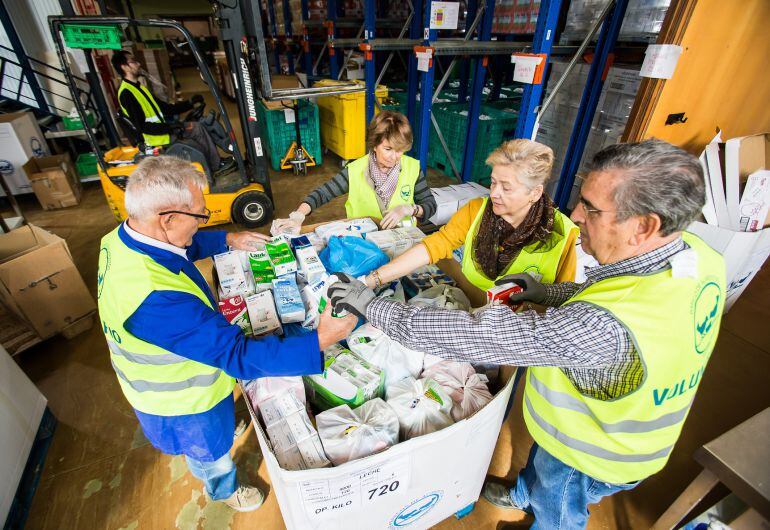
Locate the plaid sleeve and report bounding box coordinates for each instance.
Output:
[542,281,582,307]
[366,297,628,368]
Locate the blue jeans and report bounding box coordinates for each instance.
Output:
[511,443,640,529]
[185,452,237,500]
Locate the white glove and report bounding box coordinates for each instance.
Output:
[380,204,415,230]
[270,210,305,236]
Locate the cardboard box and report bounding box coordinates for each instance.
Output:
[0,111,50,197]
[245,290,283,336]
[23,154,82,210]
[0,224,96,340]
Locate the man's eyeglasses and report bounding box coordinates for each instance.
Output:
[576,196,625,218]
[158,208,211,223]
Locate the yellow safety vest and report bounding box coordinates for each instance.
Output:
[97,226,234,416]
[345,154,420,220]
[117,80,170,147]
[524,232,726,484]
[460,197,579,291]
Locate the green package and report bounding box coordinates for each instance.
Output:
[248,250,275,288]
[265,238,298,276]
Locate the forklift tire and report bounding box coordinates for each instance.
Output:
[231,191,273,228]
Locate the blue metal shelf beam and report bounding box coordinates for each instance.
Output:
[364,0,377,123]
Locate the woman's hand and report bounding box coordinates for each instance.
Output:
[380,204,415,230]
[271,210,305,236]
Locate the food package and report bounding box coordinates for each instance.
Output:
[347,323,423,387]
[259,391,330,470]
[218,294,253,335]
[214,251,252,297]
[304,344,385,412]
[486,282,524,310]
[295,245,326,283]
[365,227,426,258]
[265,237,298,276]
[316,398,400,465]
[374,279,406,303]
[300,274,333,329]
[408,284,471,311]
[290,232,326,254]
[242,376,305,408]
[385,377,454,440]
[422,360,493,421]
[402,264,457,298]
[248,250,276,291]
[245,290,283,336]
[314,218,379,242]
[272,276,306,323]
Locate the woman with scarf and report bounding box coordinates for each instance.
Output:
[365,139,578,293]
[273,111,437,232]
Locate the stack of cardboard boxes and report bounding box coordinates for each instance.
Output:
[492,0,541,34]
[560,0,671,43]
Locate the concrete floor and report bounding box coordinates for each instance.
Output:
[7,69,770,529]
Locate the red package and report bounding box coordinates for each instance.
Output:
[486,282,524,310]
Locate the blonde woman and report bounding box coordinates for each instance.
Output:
[273,111,437,231]
[365,139,579,291]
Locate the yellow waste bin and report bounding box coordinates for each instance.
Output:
[315,80,388,161]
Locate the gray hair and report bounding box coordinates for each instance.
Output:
[588,139,705,235]
[486,139,554,190]
[124,156,207,222]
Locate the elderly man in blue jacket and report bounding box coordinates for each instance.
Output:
[97,155,356,511]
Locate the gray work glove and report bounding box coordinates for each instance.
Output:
[327,272,376,319]
[495,273,546,304]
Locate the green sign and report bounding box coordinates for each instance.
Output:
[61,24,122,50]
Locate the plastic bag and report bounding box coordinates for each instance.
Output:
[386,377,454,439]
[422,360,493,421]
[408,284,471,311]
[374,280,406,303]
[347,323,424,387]
[242,376,306,409]
[319,236,390,277]
[316,398,400,465]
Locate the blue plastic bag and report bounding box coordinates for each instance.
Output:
[320,236,389,277]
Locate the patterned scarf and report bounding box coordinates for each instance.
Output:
[368,152,400,205]
[472,194,556,279]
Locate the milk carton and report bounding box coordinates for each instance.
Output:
[214,251,250,297]
[265,237,298,277]
[245,290,282,336]
[218,294,253,335]
[272,276,306,323]
[248,250,275,291]
[300,274,332,329]
[295,245,326,283]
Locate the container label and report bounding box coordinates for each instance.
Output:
[298,455,411,519]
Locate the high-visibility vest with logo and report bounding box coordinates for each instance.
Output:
[524,232,726,484]
[460,197,579,291]
[97,226,234,416]
[118,80,170,147]
[345,154,420,220]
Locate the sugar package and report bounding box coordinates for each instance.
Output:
[265,237,298,277]
[218,294,253,335]
[248,250,275,291]
[214,251,251,297]
[272,276,306,323]
[365,226,426,258]
[245,290,282,336]
[295,245,326,283]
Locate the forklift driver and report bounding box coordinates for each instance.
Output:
[111,50,232,176]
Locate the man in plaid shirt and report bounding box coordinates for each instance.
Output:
[328,139,726,529]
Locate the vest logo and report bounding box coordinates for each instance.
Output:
[97,247,110,299]
[30,137,44,157]
[400,184,412,201]
[390,491,442,528]
[522,266,543,282]
[693,281,721,354]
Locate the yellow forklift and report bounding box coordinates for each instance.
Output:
[50,16,276,227]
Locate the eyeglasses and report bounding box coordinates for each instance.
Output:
[576,196,625,218]
[158,208,211,223]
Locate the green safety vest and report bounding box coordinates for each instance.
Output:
[524,232,726,484]
[345,154,420,220]
[117,80,170,147]
[97,226,234,416]
[461,197,579,291]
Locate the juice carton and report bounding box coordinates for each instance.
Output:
[245,290,283,336]
[218,294,253,335]
[265,237,298,277]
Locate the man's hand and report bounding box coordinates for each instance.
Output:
[327,272,376,319]
[191,94,205,106]
[380,204,415,230]
[226,231,271,251]
[495,273,546,304]
[316,303,357,350]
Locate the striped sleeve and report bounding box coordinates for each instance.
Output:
[302,167,350,211]
[414,170,437,220]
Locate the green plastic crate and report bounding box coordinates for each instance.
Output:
[63,110,96,131]
[61,24,122,50]
[76,152,98,178]
[256,100,322,171]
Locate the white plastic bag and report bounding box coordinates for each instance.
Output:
[242,377,306,409]
[408,284,471,311]
[422,361,493,421]
[316,398,400,465]
[347,323,424,387]
[386,377,454,439]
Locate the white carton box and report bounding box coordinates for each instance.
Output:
[244,372,515,529]
[273,276,306,324]
[214,251,251,297]
[0,111,50,196]
[295,245,326,283]
[428,183,489,226]
[245,290,283,335]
